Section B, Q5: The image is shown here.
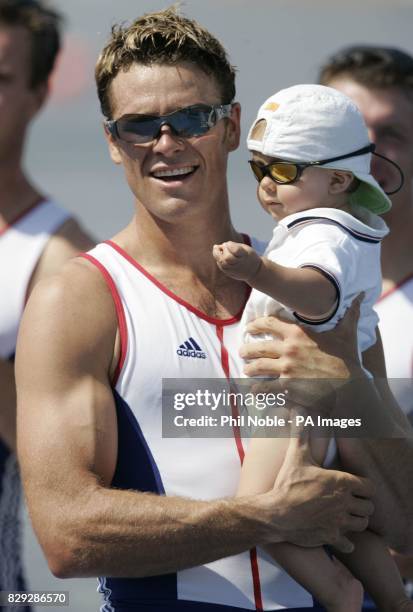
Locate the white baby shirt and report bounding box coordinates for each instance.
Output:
[243,205,389,353]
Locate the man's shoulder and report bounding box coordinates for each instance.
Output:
[25,255,118,341]
[17,254,120,383]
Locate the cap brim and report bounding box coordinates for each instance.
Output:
[349,172,392,215]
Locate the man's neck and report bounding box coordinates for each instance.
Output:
[381,194,413,292]
[111,202,248,318]
[124,199,243,277]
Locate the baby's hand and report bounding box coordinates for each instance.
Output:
[212,241,262,281]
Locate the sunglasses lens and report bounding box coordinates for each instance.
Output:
[169,108,210,138]
[116,117,159,143]
[249,161,264,182]
[116,107,211,144]
[248,160,299,184]
[269,163,298,183]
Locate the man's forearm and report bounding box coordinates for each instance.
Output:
[32,440,375,579]
[39,485,275,578]
[0,358,17,451]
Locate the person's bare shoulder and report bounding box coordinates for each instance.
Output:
[28,217,95,291]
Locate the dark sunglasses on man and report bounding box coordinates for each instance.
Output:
[105,103,233,145]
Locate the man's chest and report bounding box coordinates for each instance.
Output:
[152,275,248,319]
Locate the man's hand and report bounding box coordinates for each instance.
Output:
[241,294,364,380]
[260,423,375,553]
[213,241,262,281]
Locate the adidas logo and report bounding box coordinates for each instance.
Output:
[177,337,207,359]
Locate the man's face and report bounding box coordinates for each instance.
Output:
[327,78,413,215]
[0,25,43,161]
[106,62,240,223]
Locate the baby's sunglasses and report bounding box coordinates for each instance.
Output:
[105,103,233,145]
[249,144,404,195]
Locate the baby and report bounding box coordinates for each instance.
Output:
[213,85,411,612]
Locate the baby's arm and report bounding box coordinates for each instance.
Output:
[213,241,337,320]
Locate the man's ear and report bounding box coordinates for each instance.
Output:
[225,102,241,152]
[328,170,354,194]
[103,124,123,165]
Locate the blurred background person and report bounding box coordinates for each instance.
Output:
[319,43,413,601]
[319,46,413,410]
[0,0,92,606]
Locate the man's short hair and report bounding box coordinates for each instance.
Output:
[0,0,61,89]
[319,45,413,99]
[95,5,237,119]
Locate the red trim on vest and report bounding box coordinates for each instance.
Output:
[378,272,413,303]
[216,323,263,611]
[249,548,264,611]
[80,253,128,386]
[105,239,251,326]
[0,197,44,238]
[216,324,245,462]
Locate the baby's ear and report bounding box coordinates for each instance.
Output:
[328,170,354,194]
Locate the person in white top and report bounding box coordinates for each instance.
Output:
[319,44,413,597]
[319,45,413,420]
[0,0,93,603]
[214,84,411,611]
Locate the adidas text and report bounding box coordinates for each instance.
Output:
[176,348,206,359]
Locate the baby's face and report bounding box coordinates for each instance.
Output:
[251,152,336,221]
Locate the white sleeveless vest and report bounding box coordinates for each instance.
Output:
[0,199,70,597]
[0,200,70,358]
[84,240,318,611]
[375,275,413,418]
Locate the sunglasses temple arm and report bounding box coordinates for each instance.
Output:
[104,120,118,138]
[372,151,405,195]
[314,144,375,166]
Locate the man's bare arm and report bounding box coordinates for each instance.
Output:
[16,261,374,578]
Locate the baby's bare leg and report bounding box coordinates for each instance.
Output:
[238,434,362,611]
[238,409,328,495]
[237,436,289,495]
